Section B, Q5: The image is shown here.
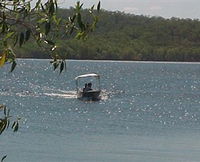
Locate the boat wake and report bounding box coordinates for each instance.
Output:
[43,91,77,99]
[43,89,124,101]
[0,88,77,99]
[0,87,124,101]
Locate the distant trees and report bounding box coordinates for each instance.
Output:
[11,9,200,62]
[1,5,200,62]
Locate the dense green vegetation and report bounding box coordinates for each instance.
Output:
[16,9,200,61]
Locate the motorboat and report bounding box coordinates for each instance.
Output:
[75,73,101,101]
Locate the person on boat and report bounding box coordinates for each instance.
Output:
[85,82,92,91]
[83,83,88,92]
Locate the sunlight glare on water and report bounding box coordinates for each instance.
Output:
[0,59,200,162]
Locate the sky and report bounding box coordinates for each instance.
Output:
[57,0,200,19]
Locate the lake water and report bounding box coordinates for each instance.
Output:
[1,59,200,162]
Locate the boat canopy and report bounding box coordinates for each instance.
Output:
[75,73,100,80]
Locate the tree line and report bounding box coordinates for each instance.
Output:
[15,9,200,61]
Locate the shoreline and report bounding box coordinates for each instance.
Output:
[16,58,200,64]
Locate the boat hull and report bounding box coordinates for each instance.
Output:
[77,90,101,101]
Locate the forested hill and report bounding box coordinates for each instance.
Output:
[16,9,200,61]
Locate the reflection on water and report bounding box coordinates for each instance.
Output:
[1,59,200,162]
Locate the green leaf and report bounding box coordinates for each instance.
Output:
[45,22,51,35]
[14,122,19,132]
[53,62,59,70]
[10,61,17,72]
[13,34,19,47]
[5,32,15,40]
[71,15,76,23]
[0,120,6,134]
[80,3,83,9]
[25,29,31,41]
[89,5,95,13]
[26,2,31,11]
[75,32,83,40]
[37,18,47,24]
[51,45,57,51]
[2,23,8,33]
[54,0,58,10]
[1,155,7,162]
[75,1,83,11]
[75,31,87,40]
[91,5,94,11]
[0,53,6,67]
[77,13,85,31]
[0,121,4,132]
[49,1,55,16]
[41,4,45,12]
[0,105,5,110]
[19,32,24,47]
[3,106,6,116]
[44,40,55,46]
[35,0,41,9]
[60,61,64,73]
[53,16,61,25]
[12,121,19,132]
[91,16,99,30]
[97,1,101,11]
[11,121,15,129]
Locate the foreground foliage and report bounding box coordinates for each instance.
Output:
[0,0,100,72]
[0,105,20,161]
[0,105,19,134]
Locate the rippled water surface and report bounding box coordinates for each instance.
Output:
[1,59,200,162]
